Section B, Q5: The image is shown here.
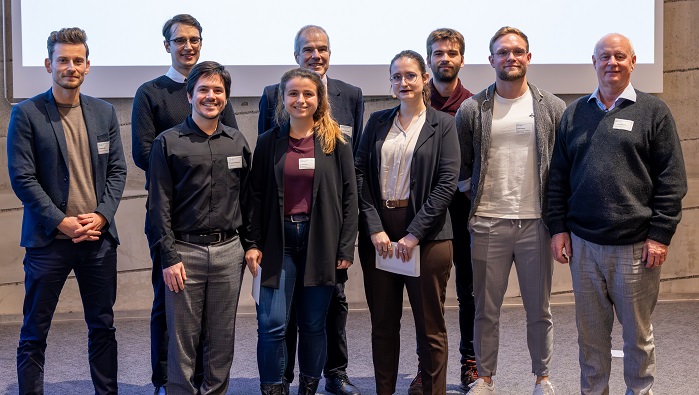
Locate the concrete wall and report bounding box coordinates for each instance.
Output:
[1,1,698,320]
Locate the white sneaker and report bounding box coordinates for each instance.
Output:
[466,378,496,394]
[533,380,555,395]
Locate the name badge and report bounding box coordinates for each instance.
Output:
[97,141,109,155]
[299,158,315,170]
[227,156,243,169]
[515,123,533,134]
[613,118,634,131]
[340,125,353,138]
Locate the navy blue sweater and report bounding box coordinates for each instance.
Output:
[547,91,687,246]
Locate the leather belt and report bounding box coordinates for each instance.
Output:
[384,199,409,209]
[175,230,237,245]
[284,214,310,223]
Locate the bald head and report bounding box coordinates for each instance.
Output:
[594,33,635,58]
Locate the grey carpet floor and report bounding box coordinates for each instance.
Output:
[1,301,698,394]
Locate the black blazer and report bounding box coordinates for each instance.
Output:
[355,105,459,242]
[7,89,127,248]
[246,123,358,288]
[257,77,365,153]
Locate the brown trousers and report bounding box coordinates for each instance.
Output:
[359,207,453,395]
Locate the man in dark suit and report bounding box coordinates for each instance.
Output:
[7,27,126,395]
[257,25,363,395]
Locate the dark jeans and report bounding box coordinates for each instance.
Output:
[257,221,334,384]
[17,236,118,395]
[284,281,349,382]
[146,210,204,388]
[450,192,475,363]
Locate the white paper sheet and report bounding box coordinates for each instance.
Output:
[376,243,420,277]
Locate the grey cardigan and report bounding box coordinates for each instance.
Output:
[455,82,565,224]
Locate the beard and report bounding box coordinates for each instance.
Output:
[497,65,527,81]
[432,64,459,83]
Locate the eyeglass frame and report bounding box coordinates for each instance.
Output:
[168,37,203,47]
[389,72,421,84]
[491,48,528,59]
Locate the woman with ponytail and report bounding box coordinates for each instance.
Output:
[245,68,358,395]
[355,50,460,394]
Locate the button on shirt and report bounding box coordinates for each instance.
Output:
[380,109,426,200]
[148,116,251,268]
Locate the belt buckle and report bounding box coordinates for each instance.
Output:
[385,200,395,209]
[212,232,222,243]
[290,215,301,223]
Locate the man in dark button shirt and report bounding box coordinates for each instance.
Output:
[131,14,239,394]
[148,61,250,395]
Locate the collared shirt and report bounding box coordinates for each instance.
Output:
[588,82,637,111]
[165,66,187,83]
[148,116,251,267]
[380,109,426,200]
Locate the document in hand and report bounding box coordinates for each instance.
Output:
[376,242,420,277]
[252,265,261,304]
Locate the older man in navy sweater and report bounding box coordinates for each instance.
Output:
[547,33,687,395]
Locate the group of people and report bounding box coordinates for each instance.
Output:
[6,12,686,395]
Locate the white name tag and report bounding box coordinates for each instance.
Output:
[613,118,634,131]
[299,158,315,170]
[340,125,353,137]
[97,141,109,155]
[516,123,533,134]
[227,156,243,169]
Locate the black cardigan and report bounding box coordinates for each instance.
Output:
[245,123,358,288]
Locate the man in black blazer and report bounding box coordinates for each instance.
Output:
[257,25,363,395]
[7,28,126,394]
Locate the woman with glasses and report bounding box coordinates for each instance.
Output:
[245,68,358,395]
[355,50,460,394]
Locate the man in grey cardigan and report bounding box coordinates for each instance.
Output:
[456,26,565,395]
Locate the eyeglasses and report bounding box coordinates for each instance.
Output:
[493,48,528,59]
[390,72,419,84]
[169,37,202,46]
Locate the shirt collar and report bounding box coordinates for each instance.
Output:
[588,82,636,111]
[182,115,226,137]
[166,66,187,84]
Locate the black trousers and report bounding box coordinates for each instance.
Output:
[17,236,118,395]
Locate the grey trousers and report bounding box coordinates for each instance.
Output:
[165,237,245,395]
[570,233,660,395]
[469,216,553,377]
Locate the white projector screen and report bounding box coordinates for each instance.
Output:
[7,0,663,99]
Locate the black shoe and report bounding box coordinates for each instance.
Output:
[298,374,320,395]
[407,369,422,395]
[324,373,361,395]
[154,386,166,395]
[261,383,287,395]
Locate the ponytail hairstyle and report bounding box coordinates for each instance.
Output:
[275,68,344,154]
[390,50,431,106]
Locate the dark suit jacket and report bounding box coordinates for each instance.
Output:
[245,123,358,288]
[7,89,127,248]
[355,106,459,244]
[257,77,365,153]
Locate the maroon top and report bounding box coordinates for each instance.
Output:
[284,134,315,215]
[429,78,473,116]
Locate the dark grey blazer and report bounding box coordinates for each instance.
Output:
[7,89,127,248]
[245,123,358,288]
[355,105,460,243]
